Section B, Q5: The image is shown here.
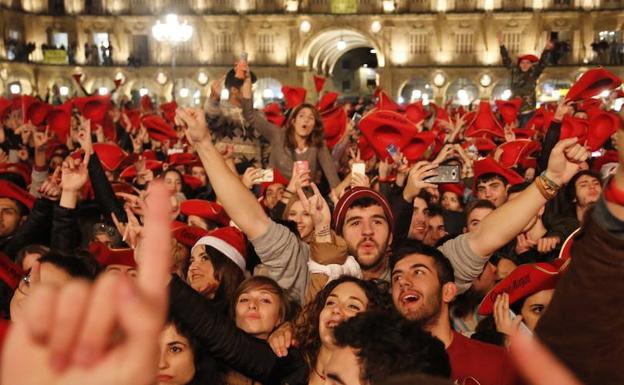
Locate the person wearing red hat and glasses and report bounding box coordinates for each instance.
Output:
[498,32,554,128]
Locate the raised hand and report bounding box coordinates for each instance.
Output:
[210,75,225,101]
[176,108,211,145]
[402,161,438,202]
[241,167,263,189]
[1,181,172,385]
[75,116,93,154]
[296,183,331,231]
[61,153,90,193]
[545,138,590,186]
[268,322,296,358]
[493,293,523,336]
[33,128,52,151]
[38,167,62,201]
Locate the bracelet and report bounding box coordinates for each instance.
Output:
[540,171,561,190]
[604,177,624,206]
[535,175,558,200]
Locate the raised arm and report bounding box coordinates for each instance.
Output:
[176,108,269,240]
[498,32,513,69]
[468,138,589,257]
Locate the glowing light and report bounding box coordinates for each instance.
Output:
[197,72,208,85]
[371,21,382,34]
[9,83,21,94]
[98,87,109,95]
[221,89,229,100]
[157,72,168,85]
[370,49,377,54]
[422,94,430,106]
[552,90,561,100]
[433,73,446,87]
[382,0,395,12]
[285,0,298,12]
[501,89,512,100]
[193,90,201,98]
[337,40,347,51]
[152,14,193,44]
[411,90,422,101]
[480,74,492,87]
[457,89,469,100]
[300,20,311,33]
[179,88,189,98]
[263,89,274,99]
[139,88,149,96]
[59,86,69,96]
[600,90,611,98]
[398,96,405,104]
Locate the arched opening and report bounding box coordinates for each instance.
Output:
[398,77,434,105]
[491,79,512,101]
[445,78,479,106]
[253,77,283,108]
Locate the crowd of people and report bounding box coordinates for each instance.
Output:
[0,38,622,385]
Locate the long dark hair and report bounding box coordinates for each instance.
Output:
[294,276,391,373]
[284,103,325,150]
[168,316,220,385]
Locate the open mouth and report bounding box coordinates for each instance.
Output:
[400,292,422,305]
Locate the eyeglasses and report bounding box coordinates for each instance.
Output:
[16,274,31,296]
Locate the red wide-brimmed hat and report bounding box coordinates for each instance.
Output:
[560,116,589,147]
[495,98,522,124]
[141,114,178,141]
[478,262,564,316]
[47,102,73,141]
[465,101,504,139]
[439,183,465,200]
[463,137,498,153]
[317,92,338,113]
[359,110,418,160]
[321,105,347,149]
[119,160,163,180]
[73,95,111,125]
[89,241,136,268]
[586,108,621,151]
[282,86,307,109]
[358,136,376,161]
[160,101,178,123]
[168,152,200,167]
[121,109,142,132]
[525,107,554,133]
[0,163,31,188]
[183,175,203,190]
[402,131,435,163]
[566,67,622,101]
[473,157,524,188]
[21,96,51,126]
[517,54,539,65]
[180,199,230,226]
[313,75,326,93]
[263,103,286,127]
[591,150,619,172]
[495,139,542,169]
[93,143,127,172]
[404,101,428,126]
[375,90,400,112]
[140,94,154,112]
[0,180,35,210]
[171,221,210,248]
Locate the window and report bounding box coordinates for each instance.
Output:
[258,33,274,54]
[132,35,149,64]
[93,32,109,47]
[215,32,232,54]
[8,30,21,40]
[409,33,429,54]
[342,80,351,91]
[51,32,69,49]
[214,0,231,6]
[455,32,474,54]
[455,0,475,10]
[409,0,430,11]
[503,32,521,54]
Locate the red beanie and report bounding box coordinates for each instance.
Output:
[191,227,247,272]
[332,187,394,235]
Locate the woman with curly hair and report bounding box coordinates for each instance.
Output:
[240,67,340,189]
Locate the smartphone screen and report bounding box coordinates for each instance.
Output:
[351,162,366,176]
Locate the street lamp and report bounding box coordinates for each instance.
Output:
[152,14,193,101]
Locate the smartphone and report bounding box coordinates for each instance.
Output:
[351,162,366,176]
[167,148,184,155]
[294,160,309,175]
[256,169,274,183]
[351,113,362,128]
[509,310,533,336]
[386,143,400,161]
[591,149,605,158]
[424,165,461,184]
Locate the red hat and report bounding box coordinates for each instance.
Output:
[560,116,589,147]
[111,181,136,195]
[183,174,204,190]
[0,97,12,121]
[171,221,210,248]
[558,228,580,261]
[375,91,400,112]
[282,86,307,109]
[119,160,163,180]
[89,241,136,268]
[495,98,522,124]
[404,101,427,125]
[321,105,347,149]
[517,54,539,65]
[431,103,452,131]
[140,95,154,112]
[478,262,562,316]
[21,96,51,126]
[465,101,504,139]
[73,95,110,125]
[525,107,554,133]
[142,150,158,161]
[259,168,290,197]
[142,114,178,141]
[402,131,435,163]
[439,183,465,200]
[566,67,622,102]
[587,109,621,151]
[263,103,286,127]
[317,92,338,112]
[577,98,602,112]
[358,136,376,161]
[93,143,127,172]
[0,163,32,187]
[495,140,542,169]
[313,75,326,93]
[359,110,418,160]
[591,150,619,172]
[0,251,23,290]
[168,152,199,167]
[122,109,142,132]
[192,227,248,272]
[512,128,538,140]
[0,180,35,210]
[180,199,230,226]
[160,101,178,123]
[47,102,73,141]
[332,187,394,235]
[473,157,524,188]
[463,137,497,153]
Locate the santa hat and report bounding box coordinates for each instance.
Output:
[282,86,307,109]
[89,241,136,268]
[321,105,347,149]
[566,67,622,102]
[0,180,35,211]
[332,187,393,235]
[478,262,563,316]
[465,101,504,139]
[180,199,230,227]
[495,98,522,124]
[192,227,247,272]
